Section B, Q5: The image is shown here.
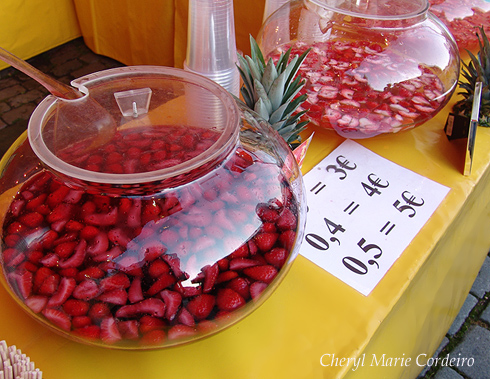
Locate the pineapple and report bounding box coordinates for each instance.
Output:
[236,36,310,149]
[452,26,490,127]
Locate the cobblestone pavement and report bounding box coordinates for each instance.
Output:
[0,37,489,379]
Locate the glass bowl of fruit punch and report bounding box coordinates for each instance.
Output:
[257,0,461,138]
[0,66,306,349]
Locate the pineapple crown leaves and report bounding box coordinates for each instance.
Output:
[236,36,311,148]
[453,26,490,127]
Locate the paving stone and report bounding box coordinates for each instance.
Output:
[0,76,19,87]
[8,89,45,108]
[49,41,85,66]
[481,302,490,325]
[51,59,84,78]
[416,337,450,378]
[0,101,11,113]
[71,61,118,79]
[448,294,478,336]
[2,103,36,125]
[449,325,490,378]
[0,85,26,102]
[470,256,490,298]
[433,367,464,379]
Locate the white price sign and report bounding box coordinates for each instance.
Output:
[301,140,450,296]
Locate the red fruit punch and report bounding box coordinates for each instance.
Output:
[0,123,301,348]
[268,40,448,138]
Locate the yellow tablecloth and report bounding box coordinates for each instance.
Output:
[0,0,81,71]
[0,96,489,378]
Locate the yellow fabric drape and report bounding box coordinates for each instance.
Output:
[0,0,81,71]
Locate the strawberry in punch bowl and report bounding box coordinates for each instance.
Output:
[258,0,461,138]
[0,66,306,349]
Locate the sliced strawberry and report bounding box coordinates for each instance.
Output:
[47,185,71,208]
[25,193,47,211]
[84,207,118,227]
[146,273,177,296]
[196,320,218,334]
[217,258,229,271]
[34,266,54,290]
[278,230,296,251]
[97,289,128,305]
[228,258,261,271]
[254,232,279,252]
[160,289,182,321]
[216,288,246,312]
[168,325,196,341]
[54,241,78,259]
[25,295,48,313]
[80,225,100,240]
[19,212,44,228]
[39,253,60,268]
[63,189,84,204]
[86,231,109,256]
[72,315,92,329]
[264,247,288,268]
[108,228,131,248]
[148,259,170,278]
[77,266,105,282]
[128,277,144,303]
[11,270,33,299]
[140,329,166,346]
[58,267,79,278]
[73,279,101,300]
[3,248,24,267]
[178,307,196,326]
[118,320,140,340]
[116,298,166,318]
[99,272,130,292]
[139,315,165,334]
[243,265,277,284]
[63,299,90,316]
[42,308,71,331]
[202,263,219,293]
[88,302,111,321]
[100,317,122,344]
[143,241,167,262]
[186,294,215,321]
[58,239,87,269]
[250,281,268,301]
[38,230,58,250]
[162,254,186,280]
[46,203,73,224]
[256,204,280,222]
[73,325,101,340]
[37,273,60,296]
[48,276,76,306]
[216,270,239,284]
[174,283,202,298]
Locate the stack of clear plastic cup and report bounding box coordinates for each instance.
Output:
[185,0,240,96]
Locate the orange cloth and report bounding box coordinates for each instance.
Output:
[72,0,266,68]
